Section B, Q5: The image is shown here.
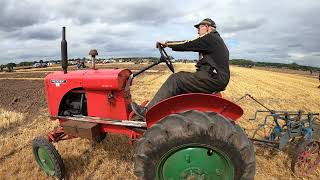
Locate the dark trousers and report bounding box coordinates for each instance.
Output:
[146,68,227,109]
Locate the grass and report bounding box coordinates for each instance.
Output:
[0,109,24,129]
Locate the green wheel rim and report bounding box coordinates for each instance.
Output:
[34,147,55,176]
[156,144,234,180]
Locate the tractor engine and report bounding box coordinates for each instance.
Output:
[45,69,132,120]
[59,90,87,116]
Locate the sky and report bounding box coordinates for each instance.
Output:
[0,0,319,67]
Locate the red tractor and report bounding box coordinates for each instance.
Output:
[32,27,256,179]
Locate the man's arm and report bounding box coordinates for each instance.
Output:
[166,32,214,53]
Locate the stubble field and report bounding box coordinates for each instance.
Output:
[0,63,319,179]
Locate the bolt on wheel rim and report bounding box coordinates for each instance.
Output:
[156,145,234,180]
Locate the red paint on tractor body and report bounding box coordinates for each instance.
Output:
[44,69,132,120]
[145,93,243,128]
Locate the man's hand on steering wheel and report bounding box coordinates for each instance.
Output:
[157,41,168,48]
[156,41,174,73]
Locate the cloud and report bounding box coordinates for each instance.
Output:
[0,0,319,67]
[9,26,60,40]
[221,18,267,33]
[288,44,303,48]
[0,1,47,32]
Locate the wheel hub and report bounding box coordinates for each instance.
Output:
[37,147,55,176]
[156,145,234,180]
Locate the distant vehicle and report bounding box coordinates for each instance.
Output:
[76,61,87,69]
[32,63,41,68]
[102,60,112,64]
[33,62,47,68]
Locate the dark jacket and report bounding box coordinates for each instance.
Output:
[167,31,230,86]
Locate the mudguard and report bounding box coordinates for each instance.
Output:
[145,93,243,128]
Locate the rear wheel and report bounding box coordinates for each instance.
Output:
[32,136,65,179]
[134,110,256,180]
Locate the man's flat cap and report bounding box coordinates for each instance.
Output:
[194,18,216,28]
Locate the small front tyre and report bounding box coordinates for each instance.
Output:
[32,136,65,179]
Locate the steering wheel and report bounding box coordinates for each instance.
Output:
[157,43,175,73]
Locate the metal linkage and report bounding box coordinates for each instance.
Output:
[236,93,273,112]
[53,115,147,128]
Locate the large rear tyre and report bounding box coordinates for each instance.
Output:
[134,110,256,180]
[32,136,65,179]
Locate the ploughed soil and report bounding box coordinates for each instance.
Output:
[0,72,48,78]
[0,79,46,116]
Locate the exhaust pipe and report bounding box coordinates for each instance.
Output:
[61,27,68,74]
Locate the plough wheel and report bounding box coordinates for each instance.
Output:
[291,139,320,177]
[32,136,65,179]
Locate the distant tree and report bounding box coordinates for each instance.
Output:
[230,59,255,67]
[6,63,16,72]
[6,63,16,67]
[18,61,33,66]
[287,63,299,70]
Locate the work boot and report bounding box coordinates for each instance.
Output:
[131,102,147,119]
[131,115,145,122]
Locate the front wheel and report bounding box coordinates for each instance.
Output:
[134,110,256,180]
[32,136,65,179]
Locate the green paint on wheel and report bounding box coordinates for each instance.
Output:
[156,145,234,180]
[35,147,55,176]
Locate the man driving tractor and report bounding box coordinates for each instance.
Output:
[132,18,230,119]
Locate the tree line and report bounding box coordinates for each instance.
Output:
[230,59,320,72]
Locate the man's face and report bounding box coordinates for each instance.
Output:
[198,24,209,36]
